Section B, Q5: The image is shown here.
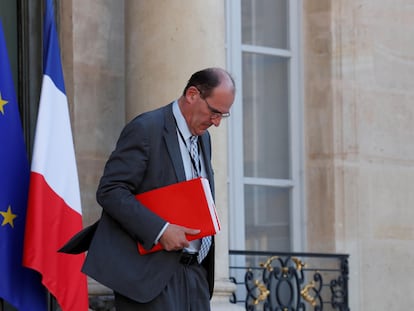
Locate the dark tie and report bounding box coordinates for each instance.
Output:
[189,136,201,177]
[189,136,211,263]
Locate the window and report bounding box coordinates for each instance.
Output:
[226,0,304,252]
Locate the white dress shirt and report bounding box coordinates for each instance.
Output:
[154,101,206,252]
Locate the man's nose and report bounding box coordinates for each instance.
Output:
[211,117,221,127]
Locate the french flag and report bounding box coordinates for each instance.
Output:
[23,0,88,310]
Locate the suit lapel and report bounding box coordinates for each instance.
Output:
[163,104,186,182]
[163,103,214,190]
[199,135,212,176]
[199,133,215,195]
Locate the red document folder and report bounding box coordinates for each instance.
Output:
[136,177,220,254]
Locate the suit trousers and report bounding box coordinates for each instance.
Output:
[114,263,211,311]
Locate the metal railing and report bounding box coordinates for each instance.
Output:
[1,250,349,311]
[229,250,350,310]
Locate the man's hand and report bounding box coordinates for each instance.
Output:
[159,224,200,251]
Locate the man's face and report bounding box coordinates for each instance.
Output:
[187,85,235,136]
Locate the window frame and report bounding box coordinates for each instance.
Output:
[226,0,305,252]
[18,0,43,159]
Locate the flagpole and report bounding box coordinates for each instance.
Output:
[47,293,52,310]
[47,293,57,311]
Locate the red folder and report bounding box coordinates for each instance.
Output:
[136,177,220,254]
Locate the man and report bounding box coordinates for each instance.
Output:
[83,68,235,310]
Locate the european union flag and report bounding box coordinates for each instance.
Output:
[0,20,47,310]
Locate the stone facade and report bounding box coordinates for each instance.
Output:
[58,0,414,310]
[60,1,239,310]
[304,1,414,310]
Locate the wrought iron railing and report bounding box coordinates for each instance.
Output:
[229,250,349,311]
[1,250,349,311]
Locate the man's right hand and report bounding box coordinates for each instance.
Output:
[159,224,200,251]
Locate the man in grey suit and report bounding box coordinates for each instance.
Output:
[82,68,235,310]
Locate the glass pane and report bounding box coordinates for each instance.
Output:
[243,53,290,179]
[242,0,288,49]
[244,185,290,251]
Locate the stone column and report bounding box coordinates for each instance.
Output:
[61,1,126,308]
[125,1,242,310]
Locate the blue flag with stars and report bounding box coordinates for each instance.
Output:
[0,20,47,310]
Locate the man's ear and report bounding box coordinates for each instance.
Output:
[185,86,199,103]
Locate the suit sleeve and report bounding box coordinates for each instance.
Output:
[96,116,166,250]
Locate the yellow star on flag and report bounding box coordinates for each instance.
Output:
[0,91,8,115]
[0,206,17,228]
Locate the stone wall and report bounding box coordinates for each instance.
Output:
[60,1,239,310]
[304,1,414,310]
[59,0,414,310]
[60,0,125,227]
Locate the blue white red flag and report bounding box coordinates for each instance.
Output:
[23,0,88,310]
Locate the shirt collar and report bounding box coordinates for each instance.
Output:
[172,100,192,141]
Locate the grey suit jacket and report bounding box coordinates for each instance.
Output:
[82,103,215,302]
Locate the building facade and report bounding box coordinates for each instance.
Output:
[1,1,414,310]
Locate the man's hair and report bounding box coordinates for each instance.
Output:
[182,68,235,98]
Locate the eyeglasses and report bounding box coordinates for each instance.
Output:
[195,88,230,119]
